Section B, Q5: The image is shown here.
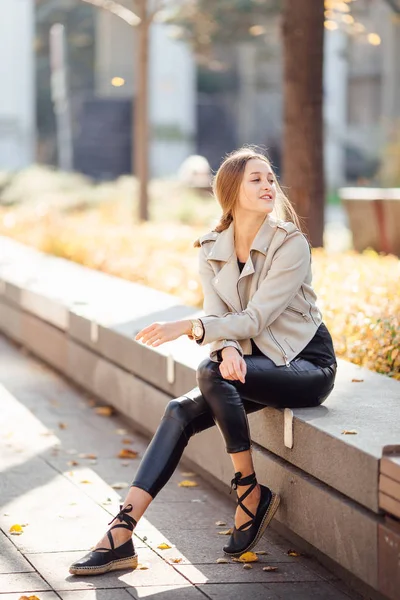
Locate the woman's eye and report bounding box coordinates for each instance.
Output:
[252,179,260,182]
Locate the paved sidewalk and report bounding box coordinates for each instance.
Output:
[0,334,360,600]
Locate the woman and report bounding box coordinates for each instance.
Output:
[69,147,337,576]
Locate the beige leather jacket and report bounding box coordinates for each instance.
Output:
[197,216,322,366]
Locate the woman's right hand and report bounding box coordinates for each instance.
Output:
[219,347,247,383]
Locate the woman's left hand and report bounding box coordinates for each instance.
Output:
[135,321,190,347]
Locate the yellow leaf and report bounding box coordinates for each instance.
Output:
[169,557,183,563]
[9,524,23,535]
[341,429,358,435]
[94,406,115,416]
[218,529,233,535]
[111,482,129,489]
[263,566,278,571]
[351,379,364,383]
[78,453,97,459]
[137,563,149,569]
[118,448,139,459]
[157,543,172,550]
[238,552,258,563]
[287,549,301,557]
[178,480,198,487]
[391,348,399,360]
[181,472,196,477]
[80,479,92,484]
[122,438,134,444]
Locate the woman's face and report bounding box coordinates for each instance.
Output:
[237,158,276,216]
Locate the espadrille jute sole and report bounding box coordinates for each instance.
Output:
[69,553,138,576]
[224,492,281,557]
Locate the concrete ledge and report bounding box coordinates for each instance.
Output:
[0,234,399,596]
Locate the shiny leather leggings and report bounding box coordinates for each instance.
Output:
[132,356,336,498]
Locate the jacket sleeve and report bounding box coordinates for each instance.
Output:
[198,244,244,360]
[199,232,311,346]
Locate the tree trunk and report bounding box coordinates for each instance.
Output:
[134,0,150,221]
[282,0,325,247]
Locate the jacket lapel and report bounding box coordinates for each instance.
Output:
[206,216,277,313]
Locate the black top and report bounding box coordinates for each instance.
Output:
[236,260,336,367]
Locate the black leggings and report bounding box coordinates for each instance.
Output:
[131,356,336,498]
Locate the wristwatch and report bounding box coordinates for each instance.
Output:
[190,319,204,340]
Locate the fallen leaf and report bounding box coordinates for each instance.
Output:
[18,596,41,600]
[157,543,172,550]
[118,448,139,459]
[58,422,67,429]
[341,429,358,435]
[169,557,183,563]
[287,549,301,557]
[67,460,79,466]
[263,566,278,571]
[80,479,92,484]
[9,524,23,535]
[218,529,233,535]
[88,399,96,407]
[238,552,258,563]
[178,480,198,487]
[181,471,196,477]
[115,428,128,435]
[243,563,252,569]
[111,482,129,489]
[78,453,97,459]
[255,550,268,555]
[122,438,134,444]
[392,348,399,360]
[215,520,227,526]
[137,563,149,570]
[216,558,229,564]
[121,462,129,467]
[351,379,364,383]
[94,406,115,416]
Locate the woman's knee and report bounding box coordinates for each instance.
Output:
[196,357,221,389]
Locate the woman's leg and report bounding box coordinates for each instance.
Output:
[92,386,264,551]
[196,356,336,531]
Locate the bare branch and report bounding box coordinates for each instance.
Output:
[81,0,141,26]
[147,0,167,24]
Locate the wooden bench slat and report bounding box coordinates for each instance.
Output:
[379,491,400,519]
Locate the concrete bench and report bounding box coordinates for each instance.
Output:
[0,234,399,599]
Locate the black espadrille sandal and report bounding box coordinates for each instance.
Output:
[223,471,280,557]
[69,503,138,576]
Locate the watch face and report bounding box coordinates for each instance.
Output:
[194,325,203,337]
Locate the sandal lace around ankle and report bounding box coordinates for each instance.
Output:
[229,471,258,532]
[95,503,137,553]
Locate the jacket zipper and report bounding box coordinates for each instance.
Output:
[286,306,310,321]
[268,327,290,366]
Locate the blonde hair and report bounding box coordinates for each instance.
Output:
[194,146,302,247]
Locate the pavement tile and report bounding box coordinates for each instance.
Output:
[0,532,34,574]
[262,581,355,599]
[59,590,134,600]
[0,572,51,593]
[0,594,60,600]
[126,585,206,599]
[26,548,189,591]
[138,502,231,532]
[174,561,323,584]
[135,526,292,566]
[197,582,279,600]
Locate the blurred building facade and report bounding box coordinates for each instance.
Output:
[1,0,399,188]
[0,0,35,170]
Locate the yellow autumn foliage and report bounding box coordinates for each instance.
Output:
[0,198,398,380]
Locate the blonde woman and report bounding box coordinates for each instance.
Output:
[69,147,336,576]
